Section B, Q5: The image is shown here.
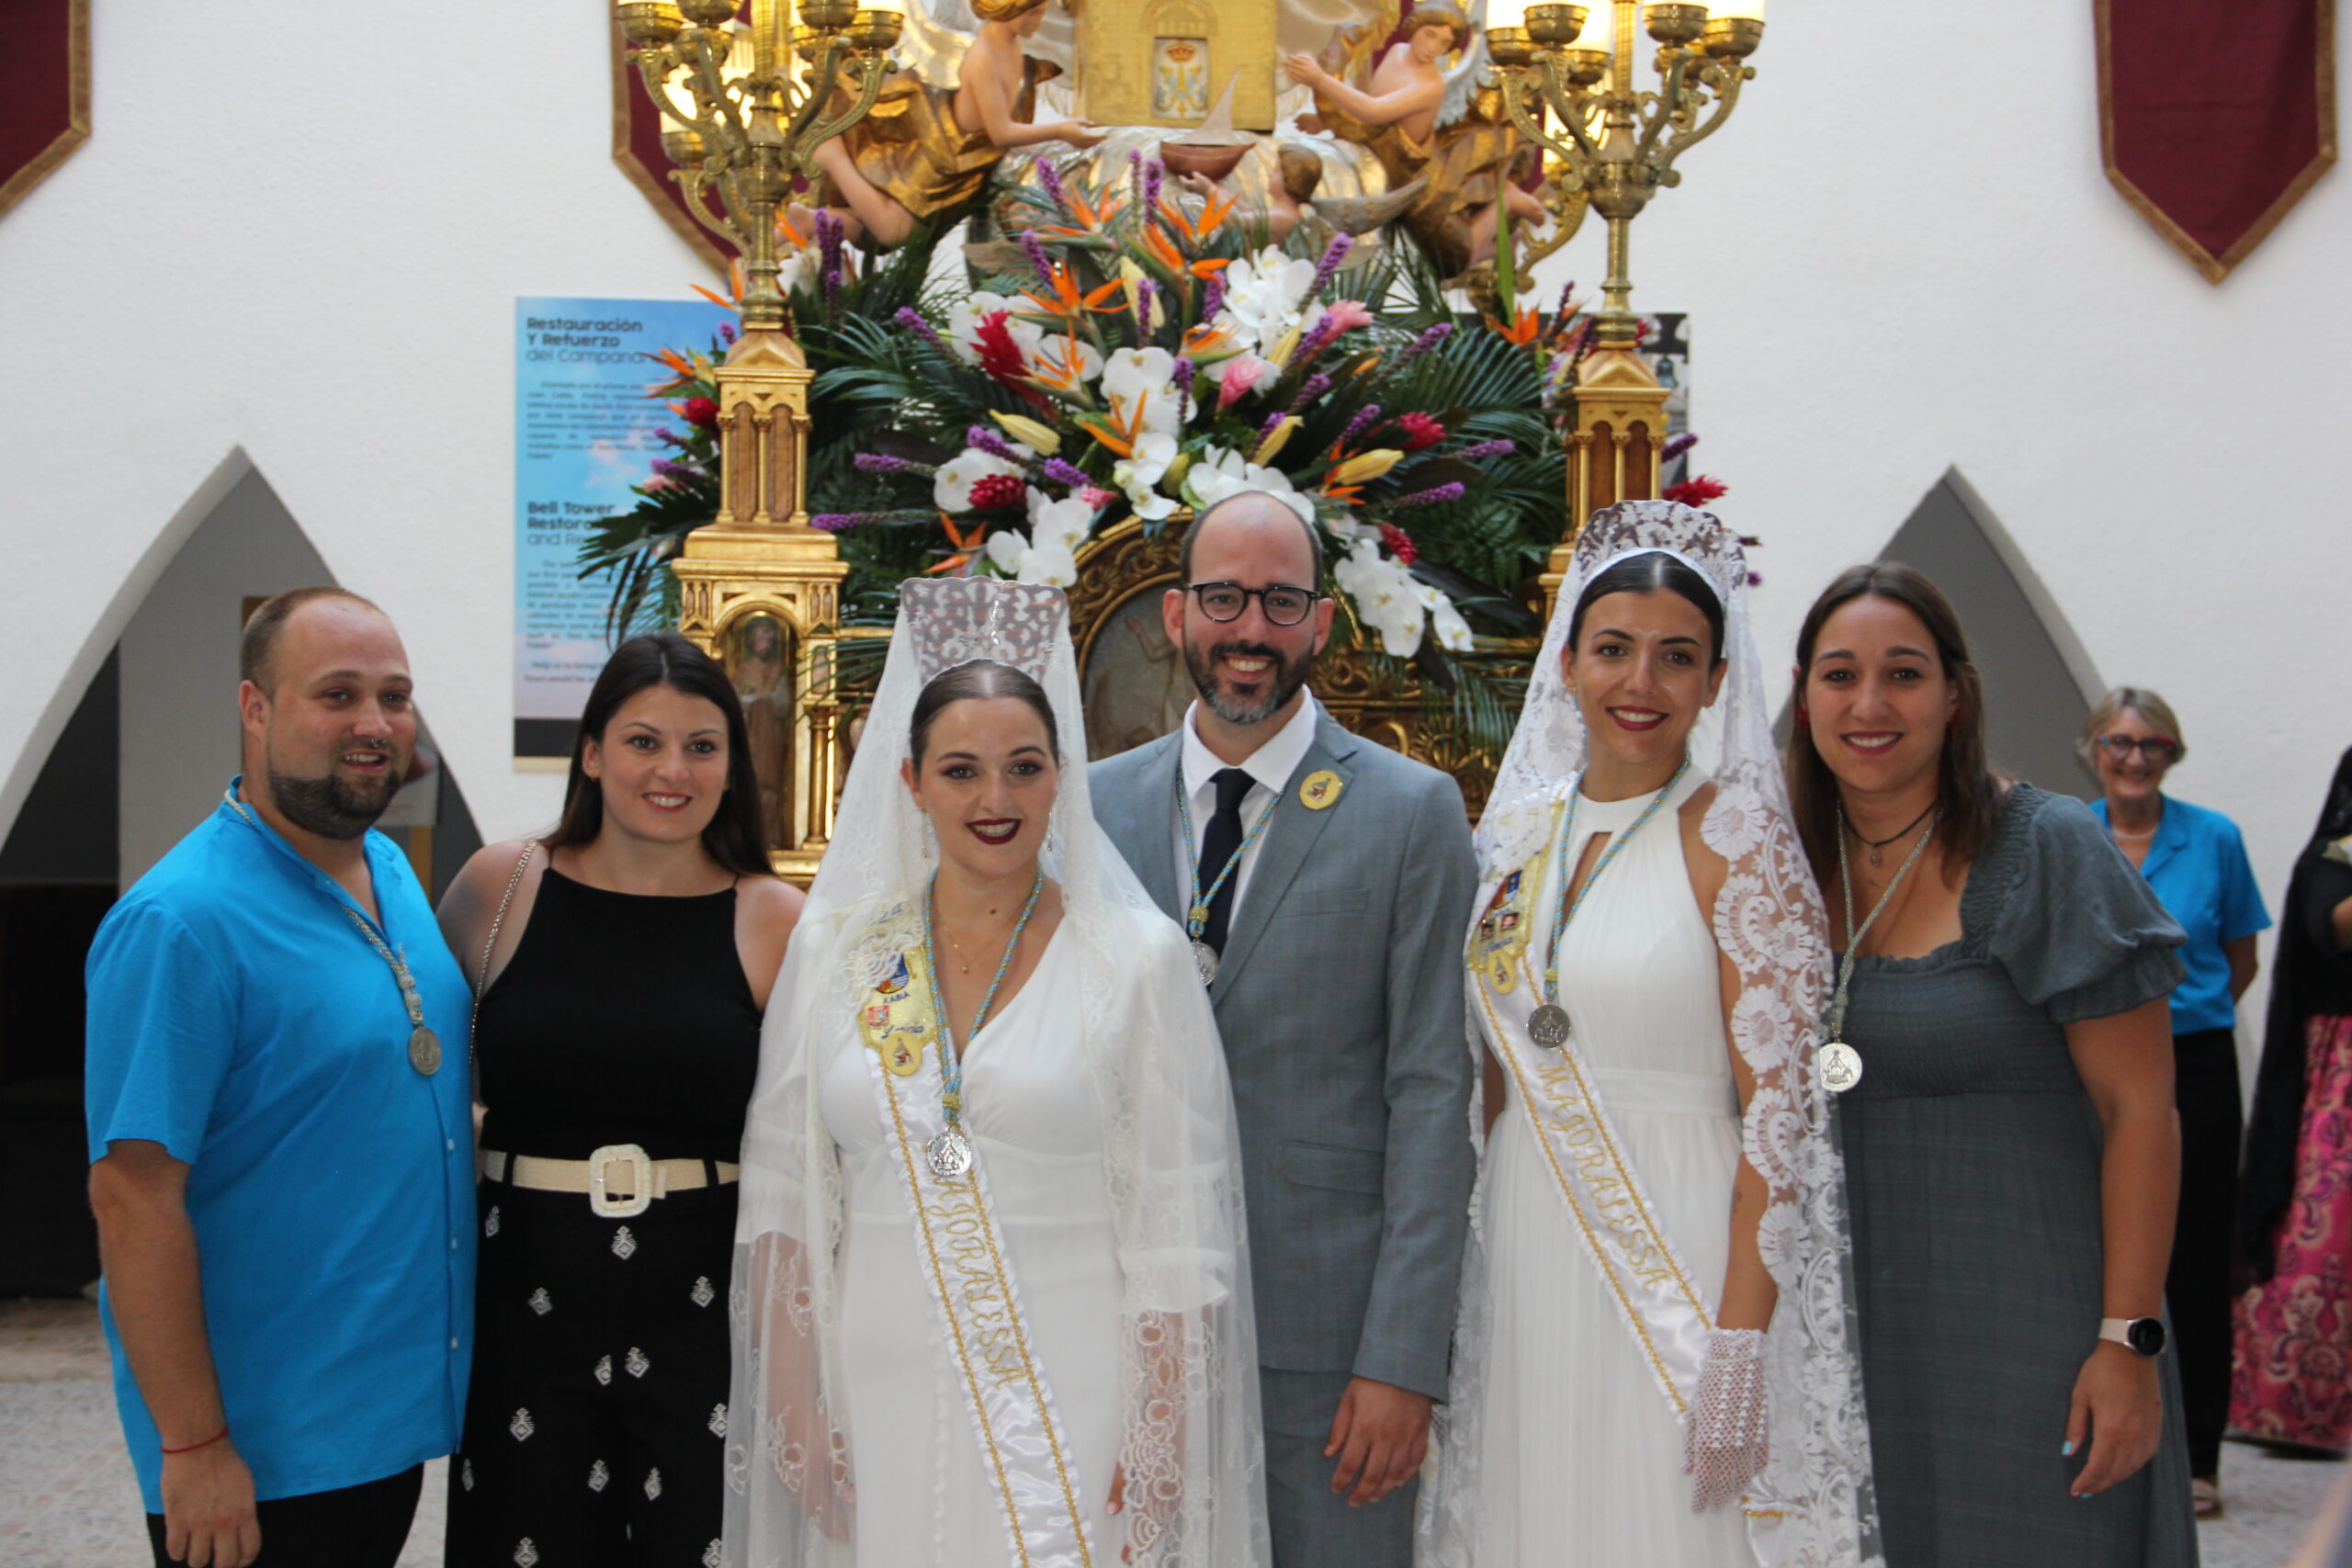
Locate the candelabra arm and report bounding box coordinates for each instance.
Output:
[1496,72,1577,167]
[685,32,752,145]
[631,50,724,138]
[794,55,888,175]
[1534,59,1605,165]
[1656,62,1748,174]
[1633,51,1691,166]
[781,38,853,162]
[675,167,747,248]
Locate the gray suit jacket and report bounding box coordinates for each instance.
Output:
[1091,712,1478,1399]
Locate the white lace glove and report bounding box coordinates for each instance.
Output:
[1683,1326,1769,1514]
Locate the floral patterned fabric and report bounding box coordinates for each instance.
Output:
[2232,1012,2352,1451]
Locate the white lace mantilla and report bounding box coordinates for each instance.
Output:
[1422,502,1883,1568]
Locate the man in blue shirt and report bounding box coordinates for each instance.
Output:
[85,587,476,1568]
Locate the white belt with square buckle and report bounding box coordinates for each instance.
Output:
[478,1145,740,1219]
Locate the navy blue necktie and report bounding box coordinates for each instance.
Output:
[1198,767,1256,955]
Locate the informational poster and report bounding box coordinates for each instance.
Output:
[513,295,730,761]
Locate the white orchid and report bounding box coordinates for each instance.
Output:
[1112,429,1182,522]
[1027,330,1104,389]
[933,446,1028,512]
[1217,245,1317,351]
[1181,446,1315,525]
[1334,538,1429,657]
[1102,346,1182,437]
[1420,582,1474,652]
[981,486,1092,586]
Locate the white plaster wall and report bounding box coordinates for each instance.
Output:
[0,2,2345,1025]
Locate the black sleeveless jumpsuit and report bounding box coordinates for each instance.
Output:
[446,868,760,1568]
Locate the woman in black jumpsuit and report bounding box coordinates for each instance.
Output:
[440,633,802,1566]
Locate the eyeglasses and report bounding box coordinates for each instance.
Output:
[2096,734,2181,763]
[1185,581,1324,626]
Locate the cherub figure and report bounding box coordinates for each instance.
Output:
[810,0,1104,248]
[1283,2,1546,276]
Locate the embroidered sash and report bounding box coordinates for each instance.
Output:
[1470,803,1715,1416]
[855,912,1098,1568]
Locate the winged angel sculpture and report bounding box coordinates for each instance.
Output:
[808,0,1104,247]
[1283,0,1557,277]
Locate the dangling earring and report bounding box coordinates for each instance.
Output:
[1794,701,1809,728]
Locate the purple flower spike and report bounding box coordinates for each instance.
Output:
[893,305,948,356]
[808,513,865,532]
[1201,272,1227,321]
[718,321,738,344]
[1456,438,1516,461]
[1043,457,1090,488]
[1392,481,1466,510]
[1035,156,1073,221]
[1336,403,1384,451]
[815,210,844,313]
[854,452,935,477]
[1142,159,1164,217]
[655,426,684,446]
[651,457,695,480]
[1554,280,1577,321]
[1285,372,1332,417]
[965,425,1037,467]
[1309,233,1353,298]
[1396,321,1454,367]
[1259,409,1288,440]
[1172,356,1196,423]
[1662,431,1701,460]
[1134,277,1157,340]
[1020,227,1056,288]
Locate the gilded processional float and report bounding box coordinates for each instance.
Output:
[603,0,1767,880]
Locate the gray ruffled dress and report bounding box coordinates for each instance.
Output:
[1837,784,2199,1566]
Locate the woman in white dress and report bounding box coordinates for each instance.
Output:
[723,578,1269,1568]
[1419,502,1880,1568]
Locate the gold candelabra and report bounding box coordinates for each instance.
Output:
[616,0,902,331]
[1484,0,1766,606]
[616,0,904,881]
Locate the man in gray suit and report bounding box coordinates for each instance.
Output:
[1091,492,1478,1567]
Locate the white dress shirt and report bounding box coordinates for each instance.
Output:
[1170,691,1323,928]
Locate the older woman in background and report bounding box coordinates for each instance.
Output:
[2083,688,2269,1517]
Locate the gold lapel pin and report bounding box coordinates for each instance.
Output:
[1300,769,1343,810]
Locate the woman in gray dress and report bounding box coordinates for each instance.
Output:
[1786,563,2199,1565]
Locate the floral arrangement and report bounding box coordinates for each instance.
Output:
[582,161,1740,758]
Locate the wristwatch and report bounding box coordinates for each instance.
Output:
[2099,1316,2167,1357]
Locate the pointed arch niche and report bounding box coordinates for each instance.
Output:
[1790,468,2107,802]
[0,455,481,1293]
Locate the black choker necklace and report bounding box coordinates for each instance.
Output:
[1849,801,1937,868]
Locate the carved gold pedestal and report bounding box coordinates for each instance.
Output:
[1539,337,1669,617]
[673,326,852,886]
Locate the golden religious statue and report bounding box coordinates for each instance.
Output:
[1284,3,1547,278]
[808,0,1104,248]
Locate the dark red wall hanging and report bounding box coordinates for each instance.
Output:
[1,0,92,218]
[2098,0,2338,283]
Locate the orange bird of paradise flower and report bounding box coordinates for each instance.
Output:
[1484,306,1544,346]
[926,513,988,574]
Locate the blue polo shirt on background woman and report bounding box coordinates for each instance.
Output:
[2084,689,2269,1517]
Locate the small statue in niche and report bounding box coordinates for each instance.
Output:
[728,615,792,847]
[1283,3,1547,277]
[808,0,1104,248]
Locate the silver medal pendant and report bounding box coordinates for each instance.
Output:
[1528,1004,1571,1051]
[925,1128,975,1179]
[1819,1040,1863,1094]
[1191,938,1219,987]
[408,1026,442,1077]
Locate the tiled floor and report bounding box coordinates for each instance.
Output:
[2,1294,2341,1565]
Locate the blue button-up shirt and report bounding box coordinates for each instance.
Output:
[85,780,475,1510]
[2093,793,2272,1035]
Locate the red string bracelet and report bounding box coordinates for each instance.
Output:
[162,1425,229,1455]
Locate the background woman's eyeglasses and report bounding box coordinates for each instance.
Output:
[1185,582,1323,626]
[2097,734,2181,763]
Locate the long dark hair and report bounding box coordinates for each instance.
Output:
[1566,551,1726,666]
[1785,563,2001,879]
[546,631,773,878]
